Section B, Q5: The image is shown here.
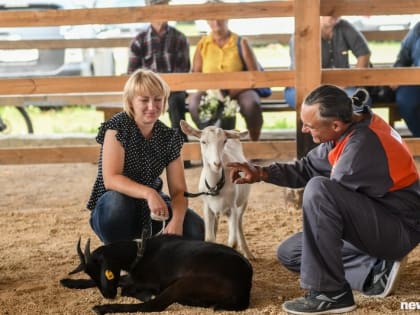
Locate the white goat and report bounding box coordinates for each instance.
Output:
[180,120,254,259]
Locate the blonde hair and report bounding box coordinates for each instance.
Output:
[123,69,170,118]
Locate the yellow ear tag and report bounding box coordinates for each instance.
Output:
[104,270,114,280]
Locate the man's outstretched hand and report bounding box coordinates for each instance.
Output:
[227,162,260,184]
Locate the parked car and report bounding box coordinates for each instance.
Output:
[0,0,104,78]
[87,0,149,75]
[91,0,148,36]
[90,0,179,75]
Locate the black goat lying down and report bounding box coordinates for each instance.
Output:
[60,234,253,314]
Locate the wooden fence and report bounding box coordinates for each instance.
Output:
[1,0,420,164]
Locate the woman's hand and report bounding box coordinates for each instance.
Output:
[146,188,169,220]
[164,219,183,236]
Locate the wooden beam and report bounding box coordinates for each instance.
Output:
[0,145,100,164]
[320,0,420,15]
[0,90,286,107]
[0,68,418,96]
[182,141,298,161]
[322,68,420,86]
[0,30,407,50]
[0,2,293,27]
[295,0,321,158]
[0,1,418,28]
[0,141,297,165]
[0,71,295,95]
[2,139,420,165]
[0,93,122,107]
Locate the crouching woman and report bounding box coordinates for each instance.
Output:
[86,69,204,244]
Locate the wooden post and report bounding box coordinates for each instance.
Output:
[294,0,321,158]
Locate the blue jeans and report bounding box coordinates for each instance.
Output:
[285,86,372,110]
[90,190,205,244]
[395,85,420,137]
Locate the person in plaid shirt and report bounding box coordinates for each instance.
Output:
[127,0,192,167]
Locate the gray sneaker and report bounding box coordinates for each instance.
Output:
[282,283,356,314]
[363,256,408,298]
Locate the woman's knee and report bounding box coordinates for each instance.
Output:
[90,191,142,243]
[188,92,205,122]
[96,191,136,219]
[237,91,263,128]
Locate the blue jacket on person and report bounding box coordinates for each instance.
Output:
[394,21,420,67]
[393,21,420,137]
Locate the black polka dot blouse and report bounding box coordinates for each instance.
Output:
[86,111,183,211]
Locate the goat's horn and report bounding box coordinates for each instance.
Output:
[68,237,86,275]
[84,238,91,262]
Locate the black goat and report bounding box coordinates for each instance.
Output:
[60,234,253,314]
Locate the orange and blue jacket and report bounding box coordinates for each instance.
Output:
[266,111,420,224]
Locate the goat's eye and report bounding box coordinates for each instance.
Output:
[223,139,227,144]
[104,269,115,280]
[201,140,206,145]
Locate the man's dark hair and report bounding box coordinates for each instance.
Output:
[303,84,367,123]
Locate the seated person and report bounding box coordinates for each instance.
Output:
[188,5,263,141]
[392,21,420,137]
[285,16,372,110]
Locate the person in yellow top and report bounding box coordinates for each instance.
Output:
[189,16,263,141]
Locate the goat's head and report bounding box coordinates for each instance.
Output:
[180,120,248,172]
[69,238,121,299]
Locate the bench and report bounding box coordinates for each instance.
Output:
[95,89,402,129]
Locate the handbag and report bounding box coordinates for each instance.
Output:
[237,36,272,98]
[367,85,395,103]
[365,64,395,103]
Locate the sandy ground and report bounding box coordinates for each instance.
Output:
[0,161,419,315]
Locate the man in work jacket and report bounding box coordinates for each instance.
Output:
[228,84,420,315]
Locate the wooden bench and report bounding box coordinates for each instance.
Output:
[95,89,402,129]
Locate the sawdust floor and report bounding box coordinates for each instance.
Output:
[0,161,419,314]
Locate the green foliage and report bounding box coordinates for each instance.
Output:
[23,106,103,135]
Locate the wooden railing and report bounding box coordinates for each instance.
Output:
[0,29,408,49]
[1,137,420,164]
[1,0,420,163]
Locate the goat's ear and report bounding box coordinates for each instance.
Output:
[180,120,202,139]
[238,130,249,139]
[225,130,248,139]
